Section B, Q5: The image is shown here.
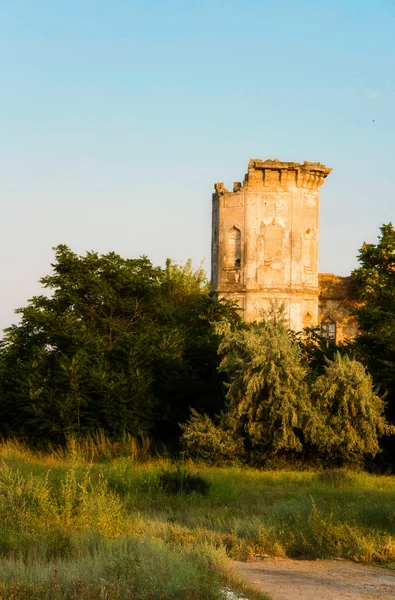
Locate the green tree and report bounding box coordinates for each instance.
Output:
[309,353,394,465]
[0,246,161,442]
[148,259,240,442]
[218,315,311,458]
[0,246,238,445]
[352,223,395,421]
[294,325,341,382]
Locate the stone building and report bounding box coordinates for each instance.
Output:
[318,273,358,342]
[211,158,358,342]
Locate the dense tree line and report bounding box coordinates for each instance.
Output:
[1,224,395,468]
[351,223,395,466]
[182,315,393,468]
[0,245,238,446]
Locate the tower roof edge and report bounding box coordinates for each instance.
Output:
[249,158,332,176]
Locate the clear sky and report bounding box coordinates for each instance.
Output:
[1,0,394,333]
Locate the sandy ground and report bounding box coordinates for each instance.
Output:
[233,558,395,600]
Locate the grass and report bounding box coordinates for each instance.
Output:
[0,537,224,600]
[1,437,395,598]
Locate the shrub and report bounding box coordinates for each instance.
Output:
[158,466,210,495]
[180,409,243,465]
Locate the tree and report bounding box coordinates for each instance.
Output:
[309,353,394,466]
[0,246,161,443]
[294,325,341,382]
[0,246,239,446]
[148,258,241,442]
[217,314,311,459]
[352,223,395,422]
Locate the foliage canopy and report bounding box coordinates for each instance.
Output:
[352,223,395,415]
[0,245,238,445]
[309,353,394,464]
[218,314,311,457]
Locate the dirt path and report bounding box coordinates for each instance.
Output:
[233,558,395,600]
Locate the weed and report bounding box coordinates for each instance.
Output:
[315,469,357,487]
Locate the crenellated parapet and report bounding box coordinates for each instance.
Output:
[247,158,331,191]
[214,158,331,195]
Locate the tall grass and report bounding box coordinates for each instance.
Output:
[0,432,152,465]
[0,537,224,600]
[1,435,395,598]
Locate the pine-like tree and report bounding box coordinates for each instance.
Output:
[309,353,394,465]
[218,314,311,457]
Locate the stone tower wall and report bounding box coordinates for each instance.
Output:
[211,158,332,331]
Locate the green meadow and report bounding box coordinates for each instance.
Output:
[1,437,395,599]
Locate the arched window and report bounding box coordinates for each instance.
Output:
[302,311,313,328]
[321,318,336,342]
[225,226,241,268]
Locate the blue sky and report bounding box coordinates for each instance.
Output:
[1,0,394,332]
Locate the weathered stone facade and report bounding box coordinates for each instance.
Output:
[211,158,357,340]
[318,274,359,342]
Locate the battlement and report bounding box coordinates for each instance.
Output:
[214,158,332,194]
[249,158,331,174]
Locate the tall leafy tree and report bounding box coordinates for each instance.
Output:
[309,353,394,466]
[0,246,238,445]
[294,325,341,382]
[352,223,395,421]
[218,315,311,458]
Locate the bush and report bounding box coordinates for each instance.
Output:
[180,409,243,465]
[158,466,210,495]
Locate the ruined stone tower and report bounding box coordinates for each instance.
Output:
[211,158,332,331]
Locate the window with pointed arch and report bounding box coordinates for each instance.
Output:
[225,226,241,268]
[321,317,336,342]
[302,311,313,328]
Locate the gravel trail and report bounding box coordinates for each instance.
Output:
[233,558,395,600]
